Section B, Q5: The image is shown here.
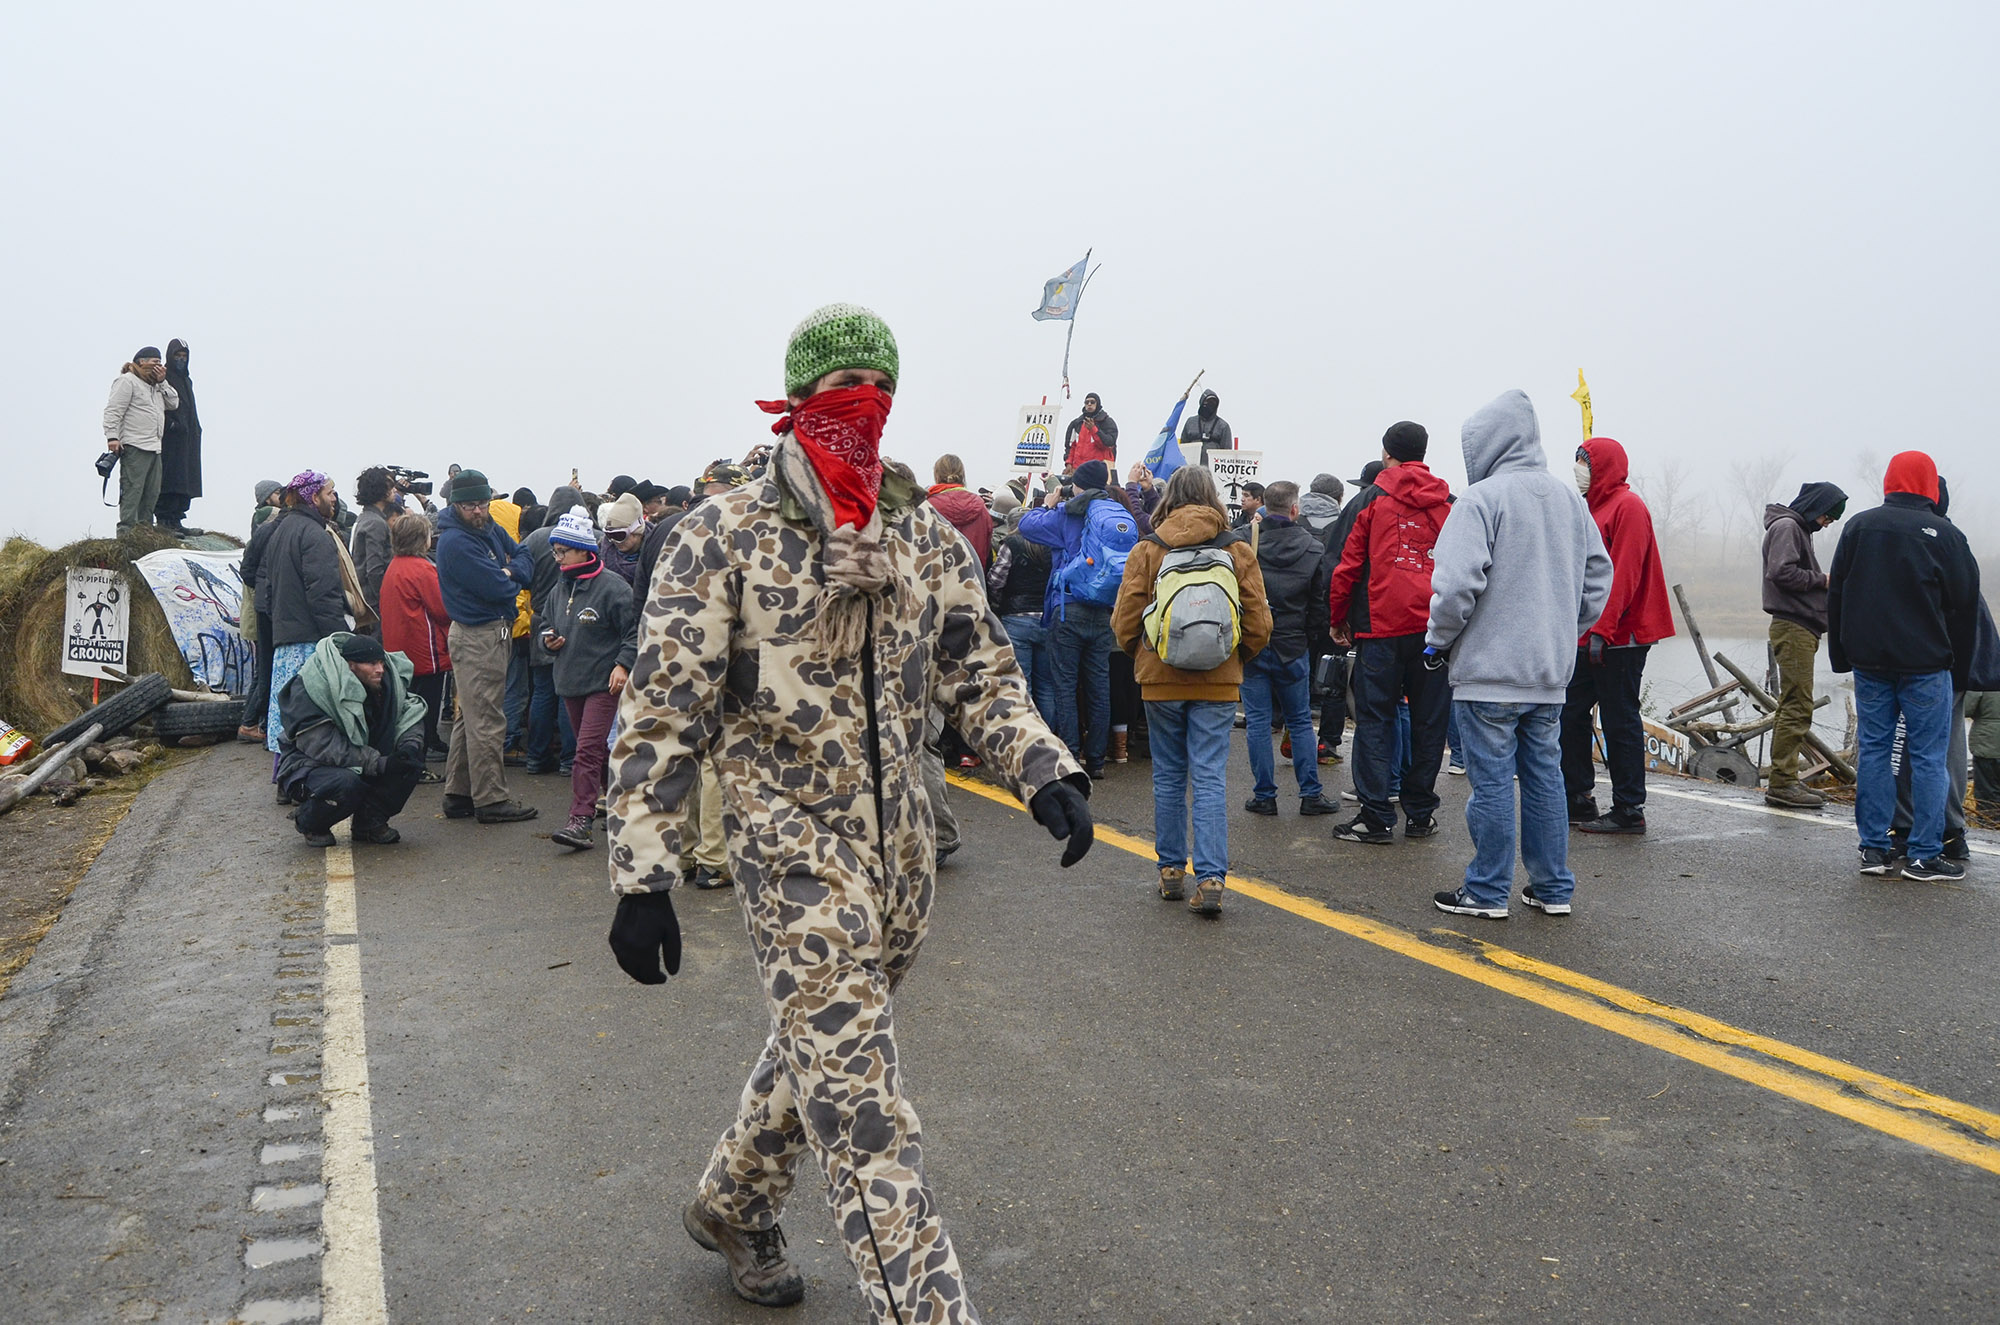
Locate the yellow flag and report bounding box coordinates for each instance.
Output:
[1570,369,1593,441]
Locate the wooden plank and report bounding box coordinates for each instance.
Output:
[1667,679,1748,719]
[1713,651,1857,782]
[1672,584,1739,724]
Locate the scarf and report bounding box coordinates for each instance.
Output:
[773,438,907,661]
[560,552,603,581]
[756,384,892,529]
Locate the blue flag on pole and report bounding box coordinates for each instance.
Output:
[1031,255,1089,321]
[1143,398,1190,479]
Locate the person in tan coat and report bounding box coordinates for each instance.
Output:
[1112,465,1272,914]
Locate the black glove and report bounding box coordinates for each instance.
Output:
[1029,775,1095,868]
[1588,634,1606,666]
[608,891,682,984]
[385,748,424,779]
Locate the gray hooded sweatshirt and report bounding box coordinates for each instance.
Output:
[1425,390,1612,705]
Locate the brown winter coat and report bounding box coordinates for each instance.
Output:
[1111,504,1272,702]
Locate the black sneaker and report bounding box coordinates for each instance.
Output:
[1434,888,1508,919]
[1332,814,1393,845]
[1567,796,1600,825]
[443,793,475,819]
[1887,833,1910,865]
[1943,833,1970,862]
[275,787,295,807]
[1903,856,1967,882]
[1578,807,1646,835]
[1520,886,1572,915]
[691,865,732,890]
[1299,794,1340,816]
[351,820,401,845]
[475,800,538,824]
[1859,847,1898,876]
[1086,761,1106,780]
[1243,796,1278,816]
[1404,815,1438,839]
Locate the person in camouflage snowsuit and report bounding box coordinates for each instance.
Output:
[604,303,1096,1321]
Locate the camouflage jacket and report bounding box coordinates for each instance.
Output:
[606,438,1080,895]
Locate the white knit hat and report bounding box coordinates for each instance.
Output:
[550,506,598,550]
[597,493,644,534]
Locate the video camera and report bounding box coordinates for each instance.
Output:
[385,465,432,497]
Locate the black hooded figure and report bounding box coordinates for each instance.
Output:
[155,338,203,530]
[1179,388,1233,466]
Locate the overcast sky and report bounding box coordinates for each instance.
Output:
[4,1,1994,552]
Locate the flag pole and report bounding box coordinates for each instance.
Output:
[1060,249,1096,400]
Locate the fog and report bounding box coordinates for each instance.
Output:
[4,1,1994,567]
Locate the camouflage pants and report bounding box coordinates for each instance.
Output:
[697,839,976,1324]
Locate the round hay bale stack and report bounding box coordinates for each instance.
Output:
[0,530,197,740]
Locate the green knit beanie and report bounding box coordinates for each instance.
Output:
[784,303,899,399]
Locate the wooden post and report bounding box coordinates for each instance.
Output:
[1672,583,1738,724]
[0,723,104,815]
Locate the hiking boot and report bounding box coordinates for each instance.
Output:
[236,724,265,744]
[1280,734,1292,759]
[1109,731,1129,763]
[1404,815,1439,839]
[442,793,475,820]
[691,865,731,890]
[296,823,336,849]
[1244,796,1278,816]
[1567,796,1600,825]
[475,800,538,824]
[683,1201,806,1308]
[1332,814,1393,845]
[1903,856,1967,882]
[1189,876,1225,916]
[351,820,401,845]
[1158,866,1186,901]
[1299,794,1340,816]
[1764,783,1825,809]
[503,748,527,767]
[1434,888,1508,919]
[1520,885,1572,915]
[552,814,594,849]
[275,787,295,807]
[1859,847,1899,877]
[1086,761,1106,780]
[1943,832,1970,862]
[1578,806,1646,835]
[524,761,559,775]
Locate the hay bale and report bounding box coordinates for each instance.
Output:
[0,536,50,603]
[0,531,198,740]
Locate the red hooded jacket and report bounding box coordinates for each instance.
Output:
[1578,437,1675,647]
[1326,461,1453,639]
[926,484,996,567]
[378,554,452,675]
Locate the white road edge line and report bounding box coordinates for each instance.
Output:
[321,828,389,1324]
[1603,776,2000,857]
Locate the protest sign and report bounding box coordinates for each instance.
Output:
[1013,405,1059,483]
[134,548,252,694]
[1208,449,1264,518]
[62,568,130,681]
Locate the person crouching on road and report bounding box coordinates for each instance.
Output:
[605,302,1093,1320]
[1560,436,1675,835]
[276,633,428,847]
[541,508,636,850]
[1111,464,1272,916]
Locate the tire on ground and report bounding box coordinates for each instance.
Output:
[151,698,249,741]
[43,673,173,747]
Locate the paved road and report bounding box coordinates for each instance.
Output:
[4,741,1998,1322]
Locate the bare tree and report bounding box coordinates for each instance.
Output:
[1852,448,1883,495]
[1632,457,1709,560]
[1727,448,1798,557]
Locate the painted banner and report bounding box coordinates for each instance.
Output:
[1208,449,1264,518]
[134,548,252,694]
[62,567,131,680]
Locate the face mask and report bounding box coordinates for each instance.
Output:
[1574,460,1592,495]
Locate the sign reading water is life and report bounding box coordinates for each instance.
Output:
[62,567,130,681]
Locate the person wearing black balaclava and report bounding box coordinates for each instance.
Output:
[1179,388,1233,466]
[154,339,203,531]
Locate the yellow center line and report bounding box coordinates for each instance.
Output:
[947,773,2000,1176]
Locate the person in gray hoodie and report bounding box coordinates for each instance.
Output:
[1424,391,1612,919]
[1760,480,1847,808]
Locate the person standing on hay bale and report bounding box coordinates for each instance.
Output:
[101,346,179,538]
[263,471,352,786]
[276,633,428,847]
[154,339,203,534]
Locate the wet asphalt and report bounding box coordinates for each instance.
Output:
[3,740,1998,1322]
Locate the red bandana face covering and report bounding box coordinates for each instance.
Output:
[756,384,893,529]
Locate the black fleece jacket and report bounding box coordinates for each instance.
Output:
[1827,493,1981,685]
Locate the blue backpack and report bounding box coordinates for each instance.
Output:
[1058,496,1141,607]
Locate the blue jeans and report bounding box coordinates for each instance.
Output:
[525,664,561,768]
[1855,669,1953,859]
[1446,706,1464,768]
[504,637,529,750]
[1241,652,1322,801]
[1456,700,1574,907]
[1148,699,1235,881]
[1052,603,1114,767]
[1002,614,1058,726]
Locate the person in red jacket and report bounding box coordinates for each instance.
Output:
[1561,436,1675,834]
[377,513,454,764]
[1325,421,1454,844]
[926,453,996,567]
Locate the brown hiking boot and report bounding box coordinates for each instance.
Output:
[1158,866,1186,900]
[683,1201,806,1307]
[1765,783,1826,809]
[1110,730,1129,763]
[1190,876,1225,916]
